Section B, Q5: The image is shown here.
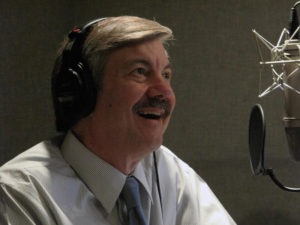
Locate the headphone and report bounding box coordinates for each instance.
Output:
[52,18,106,132]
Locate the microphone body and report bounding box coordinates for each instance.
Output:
[282,39,300,160]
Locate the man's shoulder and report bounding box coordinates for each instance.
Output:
[0,135,66,177]
[156,145,197,174]
[156,147,237,225]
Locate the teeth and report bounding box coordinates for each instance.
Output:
[139,111,161,116]
[138,111,163,119]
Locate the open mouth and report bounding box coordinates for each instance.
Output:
[133,97,171,120]
[137,110,163,120]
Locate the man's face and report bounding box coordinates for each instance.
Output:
[90,38,176,152]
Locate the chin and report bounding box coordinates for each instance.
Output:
[136,131,164,151]
[148,139,163,151]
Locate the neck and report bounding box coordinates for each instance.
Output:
[72,119,154,175]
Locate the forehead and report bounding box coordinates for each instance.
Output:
[106,39,170,67]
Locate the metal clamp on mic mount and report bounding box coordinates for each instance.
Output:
[249,1,300,192]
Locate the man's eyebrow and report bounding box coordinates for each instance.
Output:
[126,59,172,70]
[127,59,151,67]
[164,63,172,70]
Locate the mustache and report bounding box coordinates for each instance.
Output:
[133,97,171,117]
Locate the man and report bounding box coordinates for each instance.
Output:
[0,16,236,225]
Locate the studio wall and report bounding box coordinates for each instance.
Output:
[1,1,300,224]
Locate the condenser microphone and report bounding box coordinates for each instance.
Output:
[249,1,300,192]
[282,1,300,161]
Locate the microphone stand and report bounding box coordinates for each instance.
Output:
[263,168,300,192]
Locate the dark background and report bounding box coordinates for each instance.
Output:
[1,1,300,224]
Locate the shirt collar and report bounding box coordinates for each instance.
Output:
[61,132,153,214]
[133,158,153,203]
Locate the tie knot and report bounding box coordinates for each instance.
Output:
[121,176,141,209]
[120,176,148,225]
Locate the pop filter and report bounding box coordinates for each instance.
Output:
[248,104,300,192]
[248,104,266,175]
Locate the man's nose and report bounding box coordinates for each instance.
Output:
[147,75,175,100]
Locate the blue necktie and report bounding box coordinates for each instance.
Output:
[121,176,148,225]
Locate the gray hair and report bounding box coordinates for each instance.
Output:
[54,16,174,92]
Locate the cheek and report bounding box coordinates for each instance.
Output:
[169,92,176,112]
[100,79,156,112]
[105,88,144,112]
[120,84,147,105]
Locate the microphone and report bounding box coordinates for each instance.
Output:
[252,1,300,161]
[283,1,300,161]
[249,1,300,192]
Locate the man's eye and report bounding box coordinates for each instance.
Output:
[128,67,148,82]
[163,71,172,80]
[135,68,146,75]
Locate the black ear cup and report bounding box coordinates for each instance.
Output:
[52,18,106,132]
[52,59,97,132]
